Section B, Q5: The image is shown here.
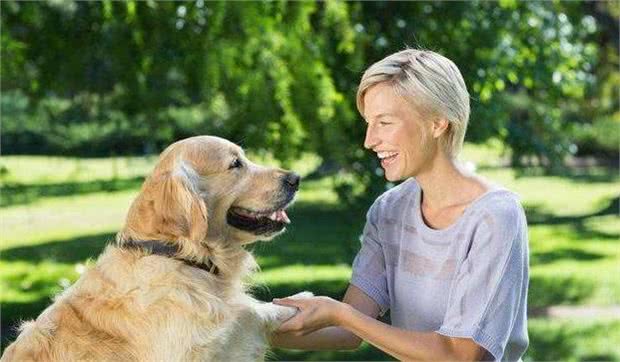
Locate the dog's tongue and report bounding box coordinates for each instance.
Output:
[277,210,291,224]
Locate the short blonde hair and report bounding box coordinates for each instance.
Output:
[357,49,470,157]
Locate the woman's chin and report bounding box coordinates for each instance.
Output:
[384,169,403,182]
[382,158,408,182]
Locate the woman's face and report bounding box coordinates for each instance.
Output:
[362,83,438,182]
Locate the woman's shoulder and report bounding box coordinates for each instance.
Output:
[468,187,528,239]
[473,187,524,216]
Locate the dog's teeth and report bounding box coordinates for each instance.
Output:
[269,212,278,221]
[281,210,291,224]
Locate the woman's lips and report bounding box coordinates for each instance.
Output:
[380,153,398,168]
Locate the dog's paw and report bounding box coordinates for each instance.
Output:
[254,291,314,331]
[256,303,298,331]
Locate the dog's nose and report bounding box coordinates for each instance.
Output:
[284,173,301,191]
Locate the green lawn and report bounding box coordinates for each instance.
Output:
[1,146,618,361]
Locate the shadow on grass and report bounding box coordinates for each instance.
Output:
[528,275,596,310]
[0,232,114,264]
[525,195,619,243]
[526,194,619,225]
[530,248,605,265]
[0,177,144,208]
[269,344,395,361]
[1,298,54,353]
[252,279,349,302]
[250,201,366,271]
[526,319,620,361]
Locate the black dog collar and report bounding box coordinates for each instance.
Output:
[121,240,219,275]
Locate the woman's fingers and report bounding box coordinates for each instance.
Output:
[276,312,306,333]
[272,297,304,309]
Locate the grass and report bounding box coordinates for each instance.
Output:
[1,144,619,360]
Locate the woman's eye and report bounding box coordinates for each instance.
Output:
[380,121,392,126]
[229,158,243,170]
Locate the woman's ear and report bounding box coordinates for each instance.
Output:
[431,117,450,139]
[146,162,208,243]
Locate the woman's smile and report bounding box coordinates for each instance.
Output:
[377,151,399,168]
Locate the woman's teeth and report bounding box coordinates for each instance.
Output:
[378,152,398,166]
[377,151,397,159]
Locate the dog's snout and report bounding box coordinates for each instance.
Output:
[283,173,301,191]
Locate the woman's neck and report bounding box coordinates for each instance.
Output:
[414,153,487,212]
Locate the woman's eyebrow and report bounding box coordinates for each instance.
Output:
[367,113,397,122]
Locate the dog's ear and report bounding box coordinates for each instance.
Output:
[142,162,208,243]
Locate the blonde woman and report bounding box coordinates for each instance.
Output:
[272,49,529,361]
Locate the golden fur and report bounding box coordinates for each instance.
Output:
[2,136,309,361]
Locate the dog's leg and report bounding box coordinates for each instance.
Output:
[254,303,297,332]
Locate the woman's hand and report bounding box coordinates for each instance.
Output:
[272,296,349,336]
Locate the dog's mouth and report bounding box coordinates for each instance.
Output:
[226,205,292,236]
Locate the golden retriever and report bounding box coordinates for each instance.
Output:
[2,135,310,361]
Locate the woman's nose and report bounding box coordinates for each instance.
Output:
[364,125,379,150]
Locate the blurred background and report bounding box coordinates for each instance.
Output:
[1,1,618,360]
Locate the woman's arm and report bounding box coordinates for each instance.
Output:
[270,326,358,350]
[339,303,485,361]
[274,291,485,361]
[270,285,379,350]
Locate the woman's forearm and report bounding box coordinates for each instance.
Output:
[338,304,479,361]
[271,326,361,351]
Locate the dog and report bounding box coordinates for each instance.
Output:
[2,135,311,361]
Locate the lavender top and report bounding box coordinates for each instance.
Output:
[350,178,529,361]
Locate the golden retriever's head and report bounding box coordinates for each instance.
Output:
[118,136,300,248]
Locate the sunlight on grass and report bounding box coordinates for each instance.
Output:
[479,167,619,216]
[0,152,320,186]
[254,264,352,285]
[0,260,77,304]
[0,156,158,185]
[1,190,135,249]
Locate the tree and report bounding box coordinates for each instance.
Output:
[1,1,615,195]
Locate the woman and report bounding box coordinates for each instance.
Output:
[271,49,529,361]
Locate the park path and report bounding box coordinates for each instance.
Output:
[530,305,620,319]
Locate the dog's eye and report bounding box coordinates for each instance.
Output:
[229,158,243,170]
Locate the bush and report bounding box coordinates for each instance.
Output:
[574,115,620,158]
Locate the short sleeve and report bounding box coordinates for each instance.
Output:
[437,199,529,361]
[350,200,390,313]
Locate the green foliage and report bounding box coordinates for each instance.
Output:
[574,114,620,157]
[1,0,617,201]
[1,1,361,162]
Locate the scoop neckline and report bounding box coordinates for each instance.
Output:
[411,180,506,235]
